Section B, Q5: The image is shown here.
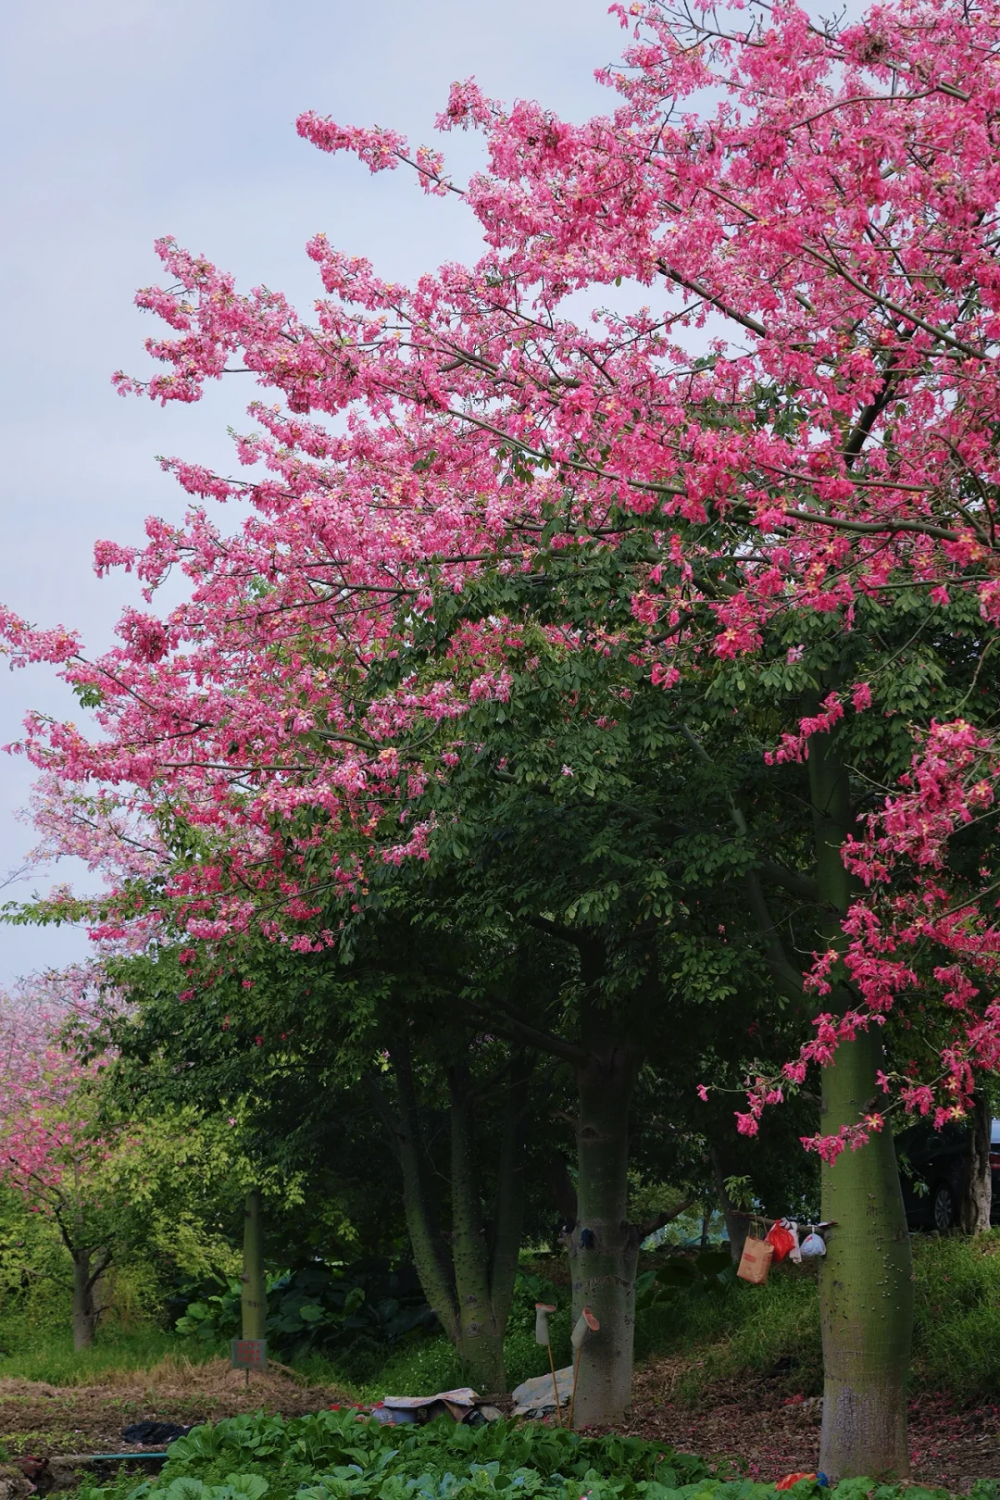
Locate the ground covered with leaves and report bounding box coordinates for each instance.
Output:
[611,1358,1000,1493]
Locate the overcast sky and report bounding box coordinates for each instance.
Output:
[0,0,863,986]
[0,0,636,985]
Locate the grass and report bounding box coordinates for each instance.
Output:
[0,1322,210,1387]
[637,1231,1000,1406]
[0,1233,998,1408]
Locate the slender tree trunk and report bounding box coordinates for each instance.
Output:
[569,1042,642,1426]
[386,1041,529,1392]
[711,1149,748,1265]
[809,726,913,1481]
[488,1052,531,1352]
[71,1251,98,1351]
[961,1091,992,1235]
[391,1047,461,1343]
[449,1063,506,1391]
[240,1187,267,1340]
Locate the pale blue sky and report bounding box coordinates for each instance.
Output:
[0,0,862,985]
[0,0,624,983]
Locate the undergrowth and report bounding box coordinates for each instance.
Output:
[0,1234,998,1406]
[657,1232,1000,1405]
[71,1408,997,1500]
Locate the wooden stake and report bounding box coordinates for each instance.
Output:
[545,1339,563,1426]
[568,1343,583,1431]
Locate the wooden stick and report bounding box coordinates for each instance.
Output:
[568,1344,583,1431]
[545,1339,563,1427]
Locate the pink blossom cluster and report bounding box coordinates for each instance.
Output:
[0,981,104,1203]
[4,0,1000,1156]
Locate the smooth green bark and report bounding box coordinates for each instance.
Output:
[393,1045,461,1342]
[809,727,913,1480]
[240,1187,267,1340]
[818,1032,913,1478]
[568,1042,642,1426]
[961,1091,992,1234]
[389,1043,529,1393]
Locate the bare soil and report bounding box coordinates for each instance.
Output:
[0,1357,348,1460]
[1,1354,998,1492]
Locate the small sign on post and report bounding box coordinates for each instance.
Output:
[231,1338,267,1385]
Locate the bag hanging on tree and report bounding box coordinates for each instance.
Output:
[765,1220,797,1264]
[737,1232,774,1285]
[800,1231,827,1258]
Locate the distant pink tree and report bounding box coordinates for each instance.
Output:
[0,983,111,1348]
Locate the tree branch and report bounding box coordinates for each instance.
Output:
[638,1194,697,1240]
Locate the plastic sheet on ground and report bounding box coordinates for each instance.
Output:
[510,1366,574,1419]
[378,1388,502,1424]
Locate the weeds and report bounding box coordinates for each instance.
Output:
[0,1325,191,1387]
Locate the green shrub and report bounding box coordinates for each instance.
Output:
[357,1334,465,1400]
[176,1262,436,1366]
[634,1229,1000,1405]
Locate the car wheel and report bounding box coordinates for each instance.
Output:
[931,1182,957,1231]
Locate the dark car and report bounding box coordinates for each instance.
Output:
[896,1116,1000,1230]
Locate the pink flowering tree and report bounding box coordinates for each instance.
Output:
[0,981,120,1348]
[0,979,246,1349]
[7,0,1000,1466]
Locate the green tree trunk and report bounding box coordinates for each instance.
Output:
[384,1041,530,1392]
[240,1187,267,1341]
[71,1250,98,1351]
[391,1044,463,1345]
[568,1042,641,1426]
[450,1062,506,1392]
[711,1148,748,1266]
[490,1052,531,1338]
[809,727,913,1480]
[818,1031,913,1478]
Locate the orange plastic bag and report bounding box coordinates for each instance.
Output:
[736,1234,774,1285]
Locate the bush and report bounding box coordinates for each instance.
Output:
[176,1260,437,1371]
[636,1230,1000,1406]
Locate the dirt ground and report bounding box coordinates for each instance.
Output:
[608,1356,1000,1491]
[0,1358,348,1461]
[1,1355,999,1493]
